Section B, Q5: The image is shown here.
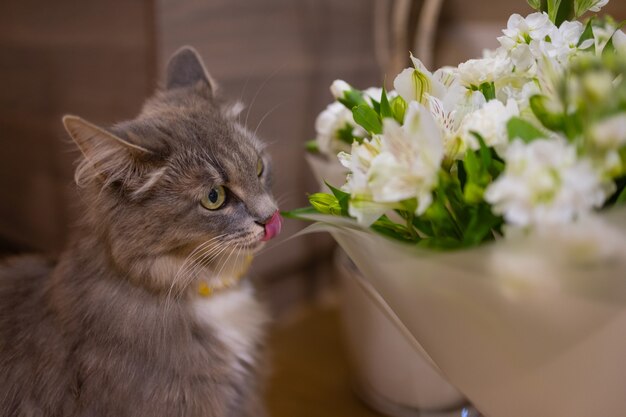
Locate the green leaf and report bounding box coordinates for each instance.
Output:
[417,236,463,250]
[527,0,541,10]
[305,140,319,153]
[370,98,381,114]
[601,22,626,57]
[463,148,481,180]
[470,131,492,171]
[478,82,496,101]
[530,95,565,131]
[553,0,574,26]
[463,204,503,246]
[326,182,351,217]
[353,104,383,134]
[337,123,355,145]
[575,0,607,18]
[338,89,367,110]
[391,96,407,123]
[463,182,485,204]
[507,117,545,143]
[380,88,393,119]
[577,18,595,52]
[616,185,626,205]
[371,216,417,243]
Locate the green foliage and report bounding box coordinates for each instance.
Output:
[578,18,595,51]
[326,183,351,217]
[507,117,545,143]
[530,95,566,132]
[380,88,393,119]
[353,104,383,134]
[337,89,367,110]
[527,0,541,11]
[305,140,319,153]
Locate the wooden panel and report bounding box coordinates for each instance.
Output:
[0,0,156,252]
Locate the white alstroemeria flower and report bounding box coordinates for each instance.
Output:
[456,55,513,88]
[531,21,588,65]
[314,102,355,156]
[612,29,626,54]
[590,114,626,149]
[485,138,610,227]
[459,99,520,156]
[426,91,486,160]
[498,80,541,114]
[498,13,555,73]
[393,53,446,104]
[339,137,393,225]
[500,12,554,46]
[367,102,444,215]
[330,79,352,100]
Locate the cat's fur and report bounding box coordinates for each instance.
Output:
[0,47,278,417]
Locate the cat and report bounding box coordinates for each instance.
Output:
[0,46,282,417]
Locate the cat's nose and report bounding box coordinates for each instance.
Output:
[259,211,282,242]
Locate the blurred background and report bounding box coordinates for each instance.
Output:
[1,1,625,416]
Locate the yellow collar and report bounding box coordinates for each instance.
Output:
[197,254,254,298]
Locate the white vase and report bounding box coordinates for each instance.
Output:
[334,249,474,417]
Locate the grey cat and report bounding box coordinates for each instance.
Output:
[0,46,282,417]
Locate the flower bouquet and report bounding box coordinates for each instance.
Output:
[288,1,626,416]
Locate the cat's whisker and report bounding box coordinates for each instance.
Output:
[173,241,231,299]
[244,63,285,129]
[214,244,238,282]
[251,102,284,140]
[174,234,227,281]
[163,236,228,311]
[175,238,235,298]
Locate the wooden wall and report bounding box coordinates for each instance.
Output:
[0,0,156,253]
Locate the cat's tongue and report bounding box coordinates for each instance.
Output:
[261,211,282,242]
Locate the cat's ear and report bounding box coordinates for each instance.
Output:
[165,46,217,95]
[63,115,154,188]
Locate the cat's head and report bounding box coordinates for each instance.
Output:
[62,47,281,294]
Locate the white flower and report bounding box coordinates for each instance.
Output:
[498,80,541,113]
[338,137,394,225]
[589,114,626,149]
[459,99,520,156]
[497,13,555,73]
[500,13,554,45]
[612,29,626,54]
[393,53,446,104]
[368,102,444,215]
[314,102,355,156]
[485,138,610,227]
[530,21,587,64]
[456,55,513,88]
[330,79,352,100]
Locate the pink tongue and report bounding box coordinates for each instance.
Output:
[262,211,282,242]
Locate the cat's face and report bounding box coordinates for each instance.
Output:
[63,47,280,293]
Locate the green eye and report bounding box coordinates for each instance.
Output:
[201,186,226,210]
[257,159,264,177]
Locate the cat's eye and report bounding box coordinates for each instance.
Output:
[201,186,226,210]
[256,159,264,177]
